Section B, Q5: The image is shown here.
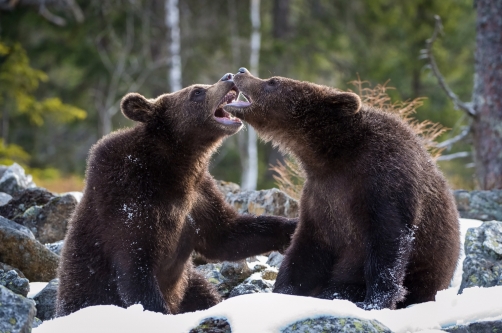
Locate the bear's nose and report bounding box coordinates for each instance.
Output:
[220,73,234,81]
[237,67,249,74]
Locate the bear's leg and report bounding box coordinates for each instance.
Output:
[360,224,415,310]
[274,233,334,296]
[113,253,170,314]
[178,269,221,313]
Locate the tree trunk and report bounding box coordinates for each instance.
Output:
[471,0,502,189]
[273,0,290,39]
[240,0,260,191]
[165,0,182,92]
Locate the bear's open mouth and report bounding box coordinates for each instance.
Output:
[213,87,243,126]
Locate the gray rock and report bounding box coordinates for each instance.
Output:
[228,283,263,297]
[228,275,273,298]
[195,263,245,299]
[0,216,59,282]
[0,192,12,206]
[261,267,278,280]
[0,269,29,297]
[444,320,502,332]
[45,240,64,255]
[459,221,502,293]
[0,285,37,333]
[195,263,225,286]
[13,194,77,244]
[215,180,241,196]
[454,190,502,221]
[33,278,59,321]
[189,317,231,333]
[0,262,26,278]
[266,251,285,268]
[220,261,252,283]
[282,316,392,333]
[0,163,36,196]
[0,187,54,221]
[225,188,299,218]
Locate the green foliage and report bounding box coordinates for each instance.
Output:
[0,139,30,165]
[0,41,87,126]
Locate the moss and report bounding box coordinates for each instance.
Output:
[9,317,16,325]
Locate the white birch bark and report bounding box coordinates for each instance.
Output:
[165,0,182,92]
[241,0,260,190]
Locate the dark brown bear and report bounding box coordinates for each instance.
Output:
[224,68,460,310]
[56,74,297,316]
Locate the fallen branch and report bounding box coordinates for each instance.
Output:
[421,15,475,117]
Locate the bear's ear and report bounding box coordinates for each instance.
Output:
[121,93,153,122]
[326,92,362,115]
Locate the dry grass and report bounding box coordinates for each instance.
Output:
[349,79,447,159]
[271,79,447,200]
[32,174,84,194]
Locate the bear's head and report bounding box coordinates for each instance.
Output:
[223,68,362,155]
[121,74,243,143]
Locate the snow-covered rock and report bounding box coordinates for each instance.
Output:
[282,316,392,333]
[189,317,231,333]
[32,286,502,333]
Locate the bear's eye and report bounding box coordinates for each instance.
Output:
[268,79,277,86]
[194,90,202,95]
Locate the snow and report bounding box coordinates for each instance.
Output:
[28,282,49,298]
[33,218,502,333]
[450,218,483,289]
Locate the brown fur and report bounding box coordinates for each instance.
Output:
[224,69,460,309]
[56,77,297,316]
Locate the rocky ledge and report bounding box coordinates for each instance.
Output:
[0,164,501,332]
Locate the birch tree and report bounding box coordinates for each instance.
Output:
[165,0,182,92]
[239,0,260,190]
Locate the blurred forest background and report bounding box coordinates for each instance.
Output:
[0,0,481,192]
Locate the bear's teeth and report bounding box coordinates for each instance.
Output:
[237,92,249,103]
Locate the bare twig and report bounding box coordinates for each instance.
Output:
[39,2,66,26]
[436,151,471,161]
[435,125,471,149]
[422,15,475,117]
[64,0,83,22]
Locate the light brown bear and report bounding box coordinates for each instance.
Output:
[224,68,460,310]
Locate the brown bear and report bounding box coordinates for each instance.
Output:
[56,74,297,316]
[224,68,460,310]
